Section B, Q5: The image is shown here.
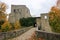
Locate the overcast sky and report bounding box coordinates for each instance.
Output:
[0,0,57,17]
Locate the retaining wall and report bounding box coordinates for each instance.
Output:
[0,27,32,40]
[36,30,60,40]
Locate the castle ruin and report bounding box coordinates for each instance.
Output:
[36,13,52,32]
[8,5,31,23]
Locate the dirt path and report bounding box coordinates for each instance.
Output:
[9,28,36,40]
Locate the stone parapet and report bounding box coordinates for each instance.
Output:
[0,27,32,40]
[36,30,60,40]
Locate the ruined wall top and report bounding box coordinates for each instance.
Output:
[11,5,26,7]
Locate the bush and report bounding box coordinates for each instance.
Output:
[14,21,21,29]
[19,17,36,27]
[0,20,5,25]
[1,21,12,32]
[10,23,15,30]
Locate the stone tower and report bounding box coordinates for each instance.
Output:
[41,13,52,32]
[8,5,31,23]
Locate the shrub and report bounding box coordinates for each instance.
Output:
[1,21,12,32]
[19,17,36,27]
[0,20,5,25]
[10,23,15,30]
[14,21,21,29]
[0,20,5,29]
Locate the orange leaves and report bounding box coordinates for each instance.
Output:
[51,6,60,13]
[49,12,55,21]
[50,6,60,20]
[49,6,60,33]
[51,6,60,17]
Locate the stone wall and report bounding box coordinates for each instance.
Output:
[36,17,41,27]
[0,27,32,40]
[8,5,31,23]
[41,13,52,32]
[36,30,60,40]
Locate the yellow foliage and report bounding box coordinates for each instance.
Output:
[50,6,60,21]
[51,6,60,15]
[1,21,12,31]
[0,2,7,22]
[0,2,7,12]
[14,21,21,29]
[0,13,7,21]
[49,12,54,21]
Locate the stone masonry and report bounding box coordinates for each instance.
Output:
[36,13,52,32]
[8,5,31,23]
[41,13,52,32]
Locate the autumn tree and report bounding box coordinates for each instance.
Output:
[0,2,7,25]
[49,6,60,33]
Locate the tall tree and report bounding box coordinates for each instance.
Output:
[49,6,60,33]
[0,2,7,25]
